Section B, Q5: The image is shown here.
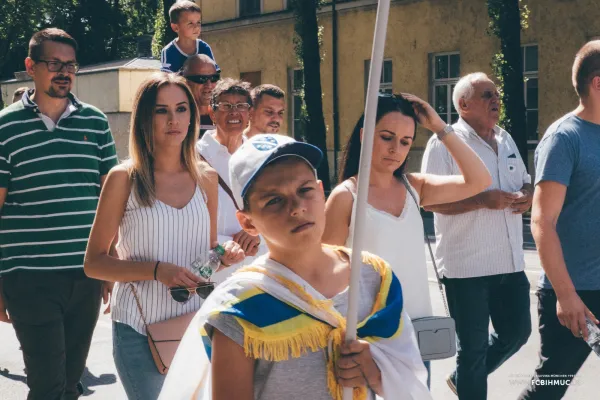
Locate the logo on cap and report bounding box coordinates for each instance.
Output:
[252,136,278,151]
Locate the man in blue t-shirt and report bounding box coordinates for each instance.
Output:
[519,40,600,400]
[160,0,216,73]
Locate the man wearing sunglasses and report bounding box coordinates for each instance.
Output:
[181,54,219,136]
[0,29,118,400]
[197,79,264,282]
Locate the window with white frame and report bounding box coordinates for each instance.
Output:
[364,59,393,94]
[523,44,538,143]
[291,68,305,139]
[431,52,460,124]
[239,0,261,17]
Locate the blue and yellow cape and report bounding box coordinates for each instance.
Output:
[160,248,430,400]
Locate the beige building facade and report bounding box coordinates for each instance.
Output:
[2,0,598,173]
[200,0,600,174]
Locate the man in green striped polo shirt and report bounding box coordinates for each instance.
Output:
[0,28,118,400]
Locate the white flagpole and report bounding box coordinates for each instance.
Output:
[343,0,391,399]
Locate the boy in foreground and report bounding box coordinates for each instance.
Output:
[160,134,430,400]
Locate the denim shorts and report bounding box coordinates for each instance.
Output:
[113,321,165,400]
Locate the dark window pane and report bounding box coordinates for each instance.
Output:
[526,78,538,109]
[449,54,460,78]
[293,70,304,91]
[293,93,305,139]
[435,85,448,116]
[435,55,448,79]
[525,45,538,72]
[294,120,304,137]
[240,71,261,88]
[382,60,393,83]
[240,0,261,17]
[526,110,539,140]
[293,95,303,114]
[451,113,459,124]
[450,84,457,113]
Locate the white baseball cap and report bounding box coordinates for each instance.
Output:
[229,134,323,209]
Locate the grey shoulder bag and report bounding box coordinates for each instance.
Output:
[402,176,457,361]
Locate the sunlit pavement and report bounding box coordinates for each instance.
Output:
[1,246,598,399]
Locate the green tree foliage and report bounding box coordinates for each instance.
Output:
[0,0,158,80]
[0,0,47,79]
[289,0,331,191]
[152,0,167,58]
[152,0,176,58]
[487,0,530,165]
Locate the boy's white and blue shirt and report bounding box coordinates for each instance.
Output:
[160,38,216,73]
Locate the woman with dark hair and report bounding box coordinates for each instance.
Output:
[322,93,491,385]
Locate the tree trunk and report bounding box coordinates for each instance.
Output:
[292,0,331,191]
[489,0,528,166]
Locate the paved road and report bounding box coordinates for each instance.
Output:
[0,310,123,399]
[1,247,598,399]
[424,246,599,400]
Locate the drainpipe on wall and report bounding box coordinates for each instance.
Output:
[332,0,340,183]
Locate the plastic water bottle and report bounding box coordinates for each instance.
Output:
[584,316,600,357]
[191,245,226,280]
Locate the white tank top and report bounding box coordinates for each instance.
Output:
[111,186,211,335]
[345,177,434,319]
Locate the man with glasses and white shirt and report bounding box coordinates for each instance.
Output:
[197,78,263,281]
[181,54,219,137]
[421,72,532,399]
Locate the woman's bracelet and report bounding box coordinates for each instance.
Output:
[153,261,160,280]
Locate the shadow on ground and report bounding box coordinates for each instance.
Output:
[80,367,117,396]
[0,367,26,384]
[0,366,116,397]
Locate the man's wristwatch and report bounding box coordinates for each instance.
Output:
[436,124,454,141]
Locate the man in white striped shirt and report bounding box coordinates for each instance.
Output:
[421,72,532,399]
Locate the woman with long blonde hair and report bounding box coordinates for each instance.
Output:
[84,72,244,399]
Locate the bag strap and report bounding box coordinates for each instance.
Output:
[129,283,152,331]
[129,283,169,372]
[199,155,240,210]
[401,175,451,318]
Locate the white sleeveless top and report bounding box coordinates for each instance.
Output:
[345,178,434,319]
[111,186,211,335]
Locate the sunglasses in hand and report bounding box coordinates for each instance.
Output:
[168,282,215,303]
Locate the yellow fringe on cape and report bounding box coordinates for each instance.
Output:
[235,255,386,400]
[236,316,331,361]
